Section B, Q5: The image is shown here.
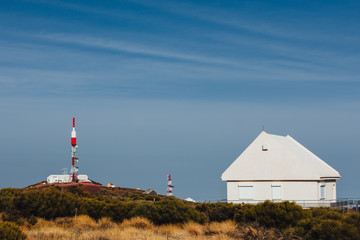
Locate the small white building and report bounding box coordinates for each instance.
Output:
[47,174,90,184]
[184,197,196,203]
[221,131,340,207]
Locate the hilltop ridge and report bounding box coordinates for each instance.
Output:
[24,181,162,199]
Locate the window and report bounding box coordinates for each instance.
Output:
[272,185,282,200]
[320,184,326,199]
[238,185,254,199]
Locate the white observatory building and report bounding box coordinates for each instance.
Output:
[47,174,90,184]
[221,131,340,207]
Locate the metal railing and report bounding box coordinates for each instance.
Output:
[223,199,360,210]
[199,199,360,211]
[226,199,336,208]
[333,199,360,211]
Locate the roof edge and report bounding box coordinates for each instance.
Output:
[286,135,341,178]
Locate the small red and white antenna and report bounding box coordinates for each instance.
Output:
[70,117,79,182]
[167,174,174,196]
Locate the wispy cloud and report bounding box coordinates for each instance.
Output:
[132,0,360,44]
[0,29,357,91]
[34,33,238,66]
[22,0,117,17]
[31,32,358,81]
[0,0,359,100]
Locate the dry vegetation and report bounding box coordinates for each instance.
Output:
[3,187,359,239]
[23,216,283,240]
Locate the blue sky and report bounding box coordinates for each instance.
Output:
[0,0,359,200]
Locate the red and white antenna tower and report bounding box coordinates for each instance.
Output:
[70,118,79,182]
[167,174,174,196]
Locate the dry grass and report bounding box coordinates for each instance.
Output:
[156,224,182,235]
[97,217,115,230]
[206,220,237,235]
[24,216,246,240]
[183,221,204,235]
[121,216,154,229]
[72,215,98,229]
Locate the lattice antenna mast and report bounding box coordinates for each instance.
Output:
[167,174,174,196]
[70,118,79,182]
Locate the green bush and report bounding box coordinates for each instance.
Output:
[103,202,135,222]
[344,213,360,227]
[196,202,239,222]
[310,207,343,220]
[308,219,360,240]
[1,212,25,226]
[130,198,207,225]
[0,221,26,240]
[294,209,360,240]
[233,204,256,223]
[248,201,304,229]
[28,215,37,226]
[293,217,322,238]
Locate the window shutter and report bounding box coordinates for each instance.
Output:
[239,186,254,199]
[320,184,326,199]
[272,186,282,200]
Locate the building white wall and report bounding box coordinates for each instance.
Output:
[321,180,336,200]
[227,180,336,206]
[47,174,90,184]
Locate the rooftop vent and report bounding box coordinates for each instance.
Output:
[262,144,268,151]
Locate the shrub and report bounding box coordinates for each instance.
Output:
[0,221,27,240]
[196,202,243,222]
[11,188,79,219]
[130,198,207,225]
[250,201,304,229]
[293,217,320,238]
[233,204,256,223]
[308,219,360,240]
[310,207,343,220]
[66,185,91,197]
[344,213,360,228]
[295,211,360,240]
[103,202,135,222]
[28,215,37,226]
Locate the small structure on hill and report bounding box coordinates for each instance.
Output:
[185,197,196,203]
[167,174,174,196]
[143,189,158,196]
[221,131,341,207]
[46,118,91,184]
[47,174,90,184]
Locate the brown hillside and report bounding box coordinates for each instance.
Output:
[25,181,162,198]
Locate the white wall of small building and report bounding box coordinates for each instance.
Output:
[324,181,336,200]
[47,175,90,184]
[226,180,336,206]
